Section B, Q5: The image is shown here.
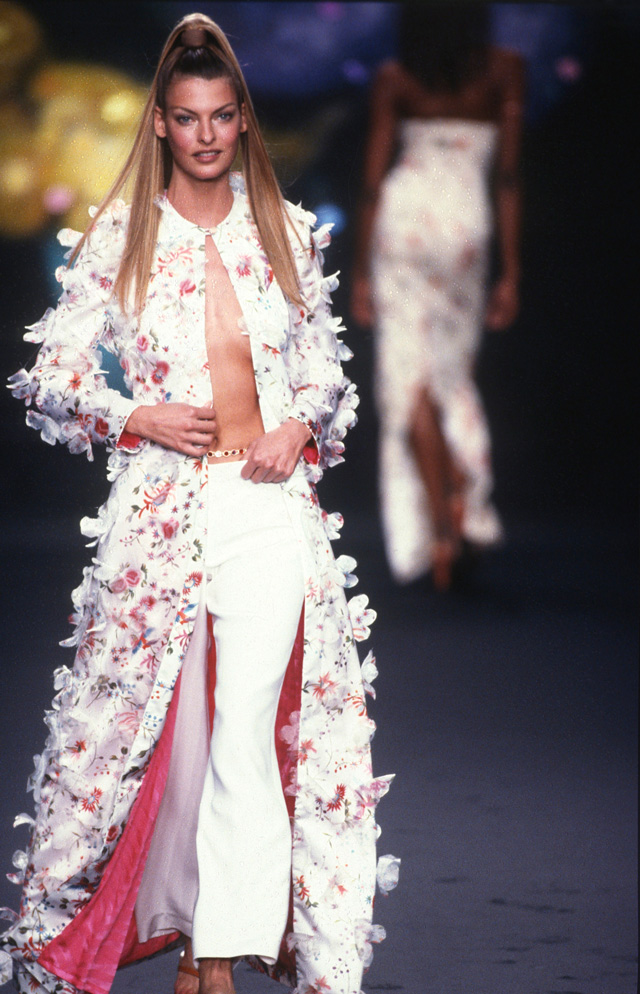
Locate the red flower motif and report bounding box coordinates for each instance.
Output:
[69,372,82,390]
[298,738,316,763]
[326,784,346,812]
[311,672,336,700]
[295,874,310,900]
[136,334,149,352]
[179,279,196,296]
[98,275,113,290]
[81,786,103,812]
[151,360,169,384]
[162,519,179,540]
[95,417,109,437]
[125,568,141,587]
[106,824,118,843]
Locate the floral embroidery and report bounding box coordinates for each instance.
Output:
[2,175,398,994]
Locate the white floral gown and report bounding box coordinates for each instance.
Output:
[372,119,503,583]
[0,175,398,994]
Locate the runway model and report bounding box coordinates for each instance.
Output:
[1,14,396,994]
[352,6,524,588]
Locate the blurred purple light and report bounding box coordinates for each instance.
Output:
[318,2,346,22]
[342,59,370,86]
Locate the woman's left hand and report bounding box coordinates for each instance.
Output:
[241,418,312,484]
[485,275,520,330]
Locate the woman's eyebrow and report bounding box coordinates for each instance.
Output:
[171,102,236,114]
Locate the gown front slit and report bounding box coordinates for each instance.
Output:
[372,118,503,583]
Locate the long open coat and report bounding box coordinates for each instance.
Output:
[0,175,397,994]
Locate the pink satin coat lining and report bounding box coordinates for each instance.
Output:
[37,608,304,994]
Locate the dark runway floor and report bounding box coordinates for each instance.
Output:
[0,508,636,994]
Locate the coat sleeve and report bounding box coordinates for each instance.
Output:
[285,209,359,474]
[8,203,140,461]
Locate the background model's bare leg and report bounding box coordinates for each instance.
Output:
[408,387,462,590]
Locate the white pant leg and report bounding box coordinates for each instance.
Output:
[192,465,304,963]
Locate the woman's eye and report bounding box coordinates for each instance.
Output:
[218,112,233,122]
[176,115,192,125]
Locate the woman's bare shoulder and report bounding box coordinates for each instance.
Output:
[372,59,423,108]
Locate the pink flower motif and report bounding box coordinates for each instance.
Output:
[111,577,127,594]
[125,568,141,587]
[311,672,336,700]
[161,519,179,540]
[179,279,196,295]
[236,255,251,277]
[136,334,149,352]
[279,711,300,746]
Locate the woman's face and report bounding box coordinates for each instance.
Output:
[154,75,247,185]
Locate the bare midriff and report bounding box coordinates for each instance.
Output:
[204,233,265,462]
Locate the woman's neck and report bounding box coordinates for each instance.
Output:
[166,173,234,229]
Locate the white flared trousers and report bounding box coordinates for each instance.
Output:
[135,462,304,964]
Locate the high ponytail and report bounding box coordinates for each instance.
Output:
[69,13,304,315]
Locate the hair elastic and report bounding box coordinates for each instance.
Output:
[180,26,210,48]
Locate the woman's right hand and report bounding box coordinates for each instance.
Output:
[124,402,217,457]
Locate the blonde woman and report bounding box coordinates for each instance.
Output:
[1,14,396,994]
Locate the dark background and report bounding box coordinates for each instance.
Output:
[0,1,637,527]
[0,4,637,993]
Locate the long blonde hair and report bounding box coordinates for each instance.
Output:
[70,13,303,314]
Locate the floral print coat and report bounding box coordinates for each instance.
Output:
[0,175,398,994]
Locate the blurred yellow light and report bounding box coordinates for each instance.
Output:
[101,90,145,126]
[0,156,36,195]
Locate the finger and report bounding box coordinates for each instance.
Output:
[250,465,269,484]
[194,406,217,422]
[189,432,216,446]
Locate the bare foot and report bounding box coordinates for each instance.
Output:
[199,956,235,994]
[175,937,199,994]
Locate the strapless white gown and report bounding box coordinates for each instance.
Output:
[371,118,503,583]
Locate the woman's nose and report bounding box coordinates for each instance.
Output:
[199,121,214,144]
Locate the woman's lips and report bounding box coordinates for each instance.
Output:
[194,151,221,161]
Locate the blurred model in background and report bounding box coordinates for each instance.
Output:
[352,5,524,589]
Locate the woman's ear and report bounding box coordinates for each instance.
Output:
[240,102,248,134]
[154,105,167,139]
